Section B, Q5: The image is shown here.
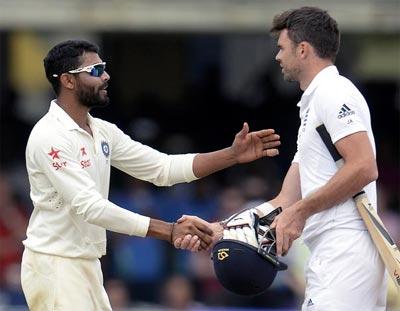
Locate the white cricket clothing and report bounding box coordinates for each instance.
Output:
[301,229,386,311]
[292,66,385,309]
[292,66,377,244]
[21,248,112,311]
[24,100,198,259]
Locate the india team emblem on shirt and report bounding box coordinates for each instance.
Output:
[101,141,110,158]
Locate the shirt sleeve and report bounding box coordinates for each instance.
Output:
[314,84,367,144]
[292,152,300,163]
[292,124,302,164]
[29,132,150,237]
[108,123,198,186]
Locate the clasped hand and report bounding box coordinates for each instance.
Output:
[173,215,222,252]
[171,215,216,251]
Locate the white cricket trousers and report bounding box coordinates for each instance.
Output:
[21,248,112,311]
[302,228,387,311]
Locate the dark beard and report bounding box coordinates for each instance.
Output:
[282,67,300,83]
[76,82,109,109]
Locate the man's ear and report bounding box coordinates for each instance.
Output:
[59,73,76,91]
[298,41,314,59]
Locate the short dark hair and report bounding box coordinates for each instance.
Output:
[270,7,340,61]
[43,40,99,95]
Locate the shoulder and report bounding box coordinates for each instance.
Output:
[316,74,362,99]
[27,114,73,152]
[29,114,60,141]
[314,76,366,115]
[90,116,121,133]
[89,117,131,149]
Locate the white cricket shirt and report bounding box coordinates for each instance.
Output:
[24,101,197,259]
[293,66,377,245]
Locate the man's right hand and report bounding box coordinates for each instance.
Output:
[172,215,216,250]
[174,216,223,252]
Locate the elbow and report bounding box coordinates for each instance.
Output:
[369,166,379,183]
[360,161,378,184]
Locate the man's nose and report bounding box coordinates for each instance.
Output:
[102,71,110,81]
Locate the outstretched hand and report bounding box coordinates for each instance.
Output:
[231,122,280,164]
[171,215,215,250]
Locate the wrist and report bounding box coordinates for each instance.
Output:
[170,222,176,243]
[225,146,239,165]
[211,222,224,241]
[148,219,175,242]
[254,202,275,217]
[295,199,313,220]
[214,222,224,233]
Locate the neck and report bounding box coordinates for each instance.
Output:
[56,93,91,131]
[299,59,333,91]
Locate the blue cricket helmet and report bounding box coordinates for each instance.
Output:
[212,238,287,296]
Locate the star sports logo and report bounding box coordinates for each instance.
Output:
[48,147,67,170]
[48,147,60,159]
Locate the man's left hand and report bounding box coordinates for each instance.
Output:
[231,122,280,163]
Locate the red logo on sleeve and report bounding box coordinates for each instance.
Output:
[80,159,91,169]
[53,161,67,170]
[80,147,87,156]
[48,147,67,170]
[48,147,61,160]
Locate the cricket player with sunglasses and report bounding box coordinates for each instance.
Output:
[21,40,281,310]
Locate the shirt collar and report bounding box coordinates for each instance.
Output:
[87,113,97,129]
[48,100,82,131]
[297,65,339,107]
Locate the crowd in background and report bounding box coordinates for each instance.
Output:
[0,164,399,310]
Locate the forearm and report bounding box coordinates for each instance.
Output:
[76,199,150,237]
[269,163,302,210]
[147,219,174,242]
[269,192,301,211]
[299,161,377,218]
[192,147,237,178]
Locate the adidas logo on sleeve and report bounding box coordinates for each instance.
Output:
[337,104,355,119]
